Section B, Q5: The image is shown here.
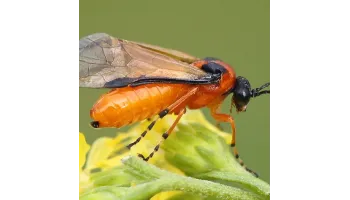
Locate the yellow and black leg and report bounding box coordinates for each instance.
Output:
[127,87,198,154]
[138,108,186,161]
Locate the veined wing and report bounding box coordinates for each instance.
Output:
[79,33,219,88]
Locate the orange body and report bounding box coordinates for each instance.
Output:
[81,33,269,177]
[90,60,236,128]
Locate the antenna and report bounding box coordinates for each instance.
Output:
[251,82,270,98]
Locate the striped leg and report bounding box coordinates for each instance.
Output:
[126,110,168,149]
[209,103,259,177]
[126,87,198,150]
[138,108,186,161]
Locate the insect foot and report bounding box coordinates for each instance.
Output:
[137,153,149,161]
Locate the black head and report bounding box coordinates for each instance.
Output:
[230,76,270,113]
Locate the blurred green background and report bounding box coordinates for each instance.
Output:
[80,0,269,182]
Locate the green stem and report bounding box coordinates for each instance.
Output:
[195,171,270,197]
[81,156,268,200]
[122,177,262,200]
[121,156,263,200]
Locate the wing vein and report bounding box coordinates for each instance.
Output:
[79,33,217,88]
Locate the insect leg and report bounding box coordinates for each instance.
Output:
[126,87,199,150]
[126,110,168,149]
[138,108,186,161]
[209,102,259,177]
[214,102,224,131]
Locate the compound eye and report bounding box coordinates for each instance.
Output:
[236,88,250,103]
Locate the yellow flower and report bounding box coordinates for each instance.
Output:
[79,132,90,170]
[79,133,91,193]
[79,110,233,199]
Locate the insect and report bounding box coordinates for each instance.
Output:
[79,33,270,177]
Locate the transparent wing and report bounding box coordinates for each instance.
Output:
[79,33,218,88]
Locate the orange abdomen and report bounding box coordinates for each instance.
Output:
[90,84,192,128]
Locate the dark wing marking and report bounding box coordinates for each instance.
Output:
[79,33,219,88]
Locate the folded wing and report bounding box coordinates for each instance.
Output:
[79,33,219,88]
